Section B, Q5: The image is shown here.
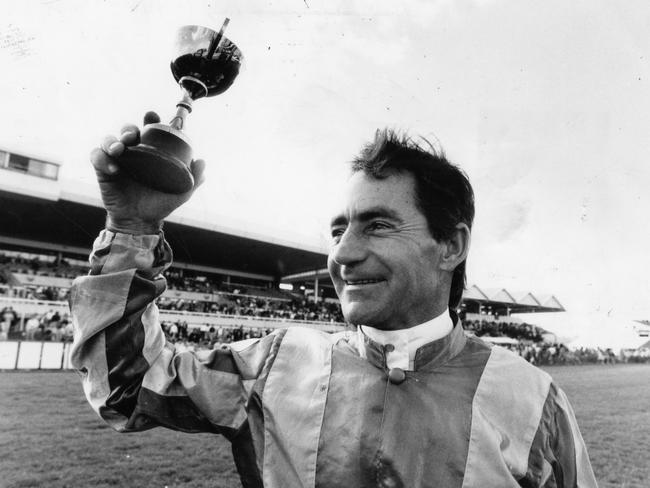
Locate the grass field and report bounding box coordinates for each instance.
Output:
[1,365,648,488]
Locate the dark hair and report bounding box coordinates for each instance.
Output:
[351,129,475,310]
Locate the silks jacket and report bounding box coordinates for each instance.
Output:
[70,230,598,488]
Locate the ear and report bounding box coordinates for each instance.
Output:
[439,223,471,271]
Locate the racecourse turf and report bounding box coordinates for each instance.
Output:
[0,364,648,488]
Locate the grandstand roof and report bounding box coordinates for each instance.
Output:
[480,287,518,304]
[462,284,564,313]
[0,184,328,280]
[462,285,488,301]
[516,292,542,307]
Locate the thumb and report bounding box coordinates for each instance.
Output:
[190,159,206,189]
[143,111,161,125]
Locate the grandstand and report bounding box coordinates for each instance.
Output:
[8,148,641,369]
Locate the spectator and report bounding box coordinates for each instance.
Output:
[1,306,17,340]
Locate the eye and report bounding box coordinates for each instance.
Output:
[367,221,391,232]
[330,226,346,243]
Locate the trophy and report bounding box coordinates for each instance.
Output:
[116,19,243,194]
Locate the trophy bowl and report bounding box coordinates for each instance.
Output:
[171,24,243,99]
[116,20,243,194]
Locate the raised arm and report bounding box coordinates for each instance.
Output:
[69,114,280,436]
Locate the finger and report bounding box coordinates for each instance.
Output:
[100,134,124,158]
[190,159,206,189]
[90,147,120,175]
[143,111,161,125]
[119,124,140,146]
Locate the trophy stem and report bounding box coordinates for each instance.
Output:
[169,90,193,131]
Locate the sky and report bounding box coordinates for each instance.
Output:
[1,0,649,318]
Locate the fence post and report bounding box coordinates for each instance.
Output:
[60,342,66,370]
[38,341,44,370]
[14,341,21,370]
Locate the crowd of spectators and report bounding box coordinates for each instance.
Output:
[157,296,344,323]
[0,250,344,323]
[1,306,73,342]
[0,251,86,280]
[2,251,649,365]
[503,342,650,365]
[464,319,545,342]
[499,342,596,365]
[464,319,650,365]
[0,285,70,302]
[165,269,288,300]
[161,321,275,351]
[0,250,83,301]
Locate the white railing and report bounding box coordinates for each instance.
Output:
[157,309,344,332]
[0,341,73,370]
[163,287,292,303]
[0,296,69,314]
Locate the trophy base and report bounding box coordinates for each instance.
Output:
[117,124,194,194]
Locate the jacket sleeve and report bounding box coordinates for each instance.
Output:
[69,229,280,436]
[522,382,598,488]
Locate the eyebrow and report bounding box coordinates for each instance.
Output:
[329,206,403,228]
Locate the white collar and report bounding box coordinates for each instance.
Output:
[357,309,453,371]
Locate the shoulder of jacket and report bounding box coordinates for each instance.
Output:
[475,345,552,412]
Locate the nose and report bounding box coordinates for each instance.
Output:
[329,227,367,267]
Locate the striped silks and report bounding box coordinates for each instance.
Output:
[71,230,598,488]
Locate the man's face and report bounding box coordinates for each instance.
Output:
[327,171,448,330]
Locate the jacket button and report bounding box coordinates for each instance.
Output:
[384,343,395,352]
[388,367,406,384]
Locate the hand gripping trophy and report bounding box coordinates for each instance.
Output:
[116,19,242,194]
